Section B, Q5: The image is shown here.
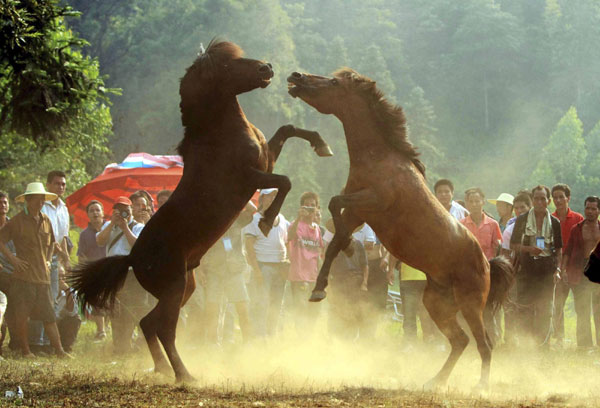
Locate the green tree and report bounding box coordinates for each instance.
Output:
[544,0,600,127]
[0,0,114,199]
[404,86,443,181]
[580,120,600,200]
[529,107,586,191]
[0,0,114,146]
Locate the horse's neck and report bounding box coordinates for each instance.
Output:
[338,107,387,164]
[185,96,247,136]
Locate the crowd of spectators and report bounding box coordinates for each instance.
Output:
[0,171,599,361]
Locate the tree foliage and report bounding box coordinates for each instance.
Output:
[12,0,596,215]
[0,0,114,200]
[0,0,116,145]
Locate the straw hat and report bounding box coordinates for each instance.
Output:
[325,218,364,234]
[488,193,514,206]
[15,182,57,203]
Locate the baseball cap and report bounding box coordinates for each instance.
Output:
[113,196,133,207]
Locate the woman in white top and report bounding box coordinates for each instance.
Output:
[244,189,290,337]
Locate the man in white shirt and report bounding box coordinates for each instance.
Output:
[244,189,290,337]
[96,196,145,354]
[434,179,469,221]
[42,170,70,300]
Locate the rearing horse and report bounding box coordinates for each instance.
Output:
[70,40,331,382]
[288,68,513,390]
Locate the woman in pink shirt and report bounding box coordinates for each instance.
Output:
[287,192,323,334]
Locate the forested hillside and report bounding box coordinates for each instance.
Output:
[59,0,600,212]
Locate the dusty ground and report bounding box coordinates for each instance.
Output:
[1,323,599,407]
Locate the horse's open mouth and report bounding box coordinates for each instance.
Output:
[287,74,304,97]
[260,78,272,88]
[287,83,300,97]
[287,80,308,98]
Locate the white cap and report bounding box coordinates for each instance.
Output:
[488,193,514,206]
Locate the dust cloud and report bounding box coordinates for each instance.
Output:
[113,302,600,405]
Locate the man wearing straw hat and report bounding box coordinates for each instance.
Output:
[0,182,72,358]
[488,193,514,233]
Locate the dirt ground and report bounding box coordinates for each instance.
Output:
[1,325,599,408]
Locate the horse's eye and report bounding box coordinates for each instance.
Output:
[331,79,339,85]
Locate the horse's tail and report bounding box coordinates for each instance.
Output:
[69,255,131,310]
[487,255,515,314]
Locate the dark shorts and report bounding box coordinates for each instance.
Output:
[10,279,56,323]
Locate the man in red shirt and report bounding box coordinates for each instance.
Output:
[560,196,600,347]
[551,183,584,346]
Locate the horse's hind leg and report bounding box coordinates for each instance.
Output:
[267,125,333,163]
[457,291,492,391]
[140,304,171,376]
[156,273,194,383]
[422,282,469,389]
[310,189,384,302]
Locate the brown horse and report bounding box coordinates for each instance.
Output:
[70,40,331,382]
[288,68,513,390]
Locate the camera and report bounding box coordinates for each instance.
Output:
[119,210,130,219]
[301,206,316,213]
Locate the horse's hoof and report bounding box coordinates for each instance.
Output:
[309,290,327,302]
[315,144,334,157]
[258,218,273,237]
[471,381,489,395]
[154,365,172,377]
[176,373,197,384]
[423,378,445,392]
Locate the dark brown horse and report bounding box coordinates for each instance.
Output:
[288,68,513,390]
[584,241,600,283]
[70,40,331,382]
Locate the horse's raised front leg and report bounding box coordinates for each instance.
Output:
[267,125,333,164]
[309,188,383,302]
[248,168,292,236]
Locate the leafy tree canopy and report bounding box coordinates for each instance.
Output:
[0,0,117,147]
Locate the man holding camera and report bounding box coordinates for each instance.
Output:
[510,185,562,346]
[287,192,323,335]
[96,196,145,354]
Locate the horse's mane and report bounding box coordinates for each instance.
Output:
[177,39,244,160]
[333,68,426,177]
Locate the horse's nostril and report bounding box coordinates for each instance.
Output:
[259,64,271,73]
[291,72,302,78]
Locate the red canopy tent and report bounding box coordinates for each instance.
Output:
[67,152,260,229]
[66,153,183,229]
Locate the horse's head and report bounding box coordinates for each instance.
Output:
[180,40,273,106]
[287,68,375,115]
